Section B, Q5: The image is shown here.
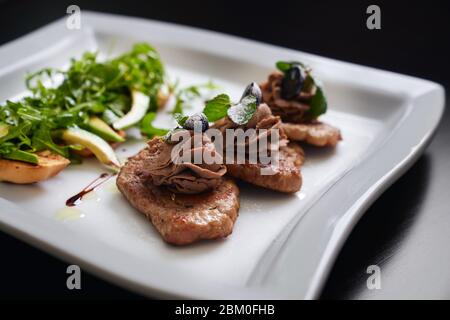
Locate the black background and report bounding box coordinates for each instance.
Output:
[0,0,449,299]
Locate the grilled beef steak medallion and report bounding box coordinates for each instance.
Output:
[117,137,240,245]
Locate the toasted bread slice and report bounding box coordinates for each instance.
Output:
[282,121,342,147]
[116,147,240,245]
[0,150,70,184]
[226,143,304,193]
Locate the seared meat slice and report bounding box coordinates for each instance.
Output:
[116,147,240,245]
[282,121,342,147]
[226,143,303,193]
[213,104,304,193]
[214,104,304,193]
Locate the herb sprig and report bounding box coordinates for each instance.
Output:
[276,60,327,120]
[202,93,257,125]
[0,43,165,164]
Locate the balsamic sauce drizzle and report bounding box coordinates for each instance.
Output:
[66,173,116,207]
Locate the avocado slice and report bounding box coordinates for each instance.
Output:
[2,149,39,164]
[86,116,125,143]
[0,123,9,139]
[112,90,150,130]
[61,127,121,168]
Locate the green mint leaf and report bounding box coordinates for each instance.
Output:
[203,94,231,122]
[276,61,292,73]
[302,74,315,93]
[276,60,306,73]
[276,61,327,119]
[304,86,327,120]
[227,95,257,125]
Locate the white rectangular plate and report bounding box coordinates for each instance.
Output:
[0,12,444,299]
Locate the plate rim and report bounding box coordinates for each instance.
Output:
[0,11,445,299]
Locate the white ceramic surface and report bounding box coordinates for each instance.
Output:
[0,12,444,299]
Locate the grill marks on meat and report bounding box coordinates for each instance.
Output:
[116,145,240,245]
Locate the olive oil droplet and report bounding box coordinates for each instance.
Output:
[54,207,84,221]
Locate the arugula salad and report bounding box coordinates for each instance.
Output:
[0,43,166,168]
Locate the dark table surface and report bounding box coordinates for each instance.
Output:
[0,0,449,299]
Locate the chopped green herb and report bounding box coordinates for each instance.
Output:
[302,74,315,93]
[276,60,306,73]
[276,60,327,119]
[304,86,327,120]
[203,94,231,122]
[227,95,257,125]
